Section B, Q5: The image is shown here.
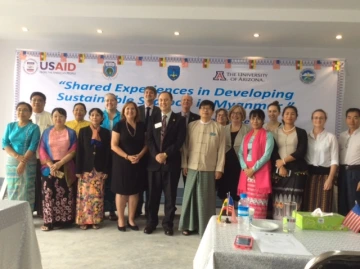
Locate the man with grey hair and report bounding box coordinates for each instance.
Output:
[177,94,200,185]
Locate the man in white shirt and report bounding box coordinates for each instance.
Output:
[338,108,360,216]
[136,86,161,218]
[30,92,53,216]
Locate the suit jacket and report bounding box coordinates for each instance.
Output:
[76,126,111,175]
[138,105,161,124]
[176,111,200,125]
[147,112,186,172]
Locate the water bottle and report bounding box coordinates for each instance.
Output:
[238,193,250,230]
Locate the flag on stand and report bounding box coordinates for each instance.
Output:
[202,58,210,68]
[227,193,234,215]
[314,60,321,70]
[78,53,85,63]
[136,56,143,66]
[97,54,104,64]
[159,57,166,67]
[60,53,68,63]
[19,51,27,60]
[333,61,340,71]
[117,56,124,65]
[181,58,189,68]
[273,60,280,70]
[342,202,360,233]
[217,193,237,223]
[295,60,303,70]
[40,52,47,62]
[249,59,256,69]
[217,198,228,222]
[225,59,232,69]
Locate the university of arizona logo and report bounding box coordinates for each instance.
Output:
[167,66,180,81]
[299,68,316,84]
[213,71,226,81]
[103,61,118,79]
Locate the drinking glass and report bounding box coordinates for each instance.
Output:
[283,201,297,233]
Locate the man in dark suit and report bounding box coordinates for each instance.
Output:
[145,91,186,236]
[177,94,200,185]
[136,86,161,218]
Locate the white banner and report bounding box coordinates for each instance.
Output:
[15,51,345,134]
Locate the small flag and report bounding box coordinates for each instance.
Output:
[117,56,124,65]
[97,54,104,64]
[333,61,340,71]
[227,193,234,215]
[159,57,166,67]
[136,56,143,66]
[19,51,27,60]
[273,60,280,70]
[181,58,189,68]
[249,59,256,69]
[40,52,47,62]
[202,58,210,68]
[217,195,237,223]
[225,59,232,69]
[60,53,67,63]
[314,60,321,70]
[78,53,85,63]
[217,198,228,223]
[295,60,303,70]
[342,202,360,233]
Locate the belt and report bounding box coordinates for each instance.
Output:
[340,164,360,171]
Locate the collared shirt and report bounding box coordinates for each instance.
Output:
[30,110,52,135]
[161,111,172,126]
[339,127,360,165]
[306,129,339,167]
[181,111,190,125]
[65,120,90,136]
[145,104,154,118]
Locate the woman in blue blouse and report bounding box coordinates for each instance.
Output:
[2,102,40,209]
[101,93,121,221]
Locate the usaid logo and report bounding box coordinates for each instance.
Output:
[23,59,38,74]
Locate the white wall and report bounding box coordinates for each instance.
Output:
[0,39,359,177]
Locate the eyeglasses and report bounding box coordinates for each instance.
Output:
[17,109,30,113]
[231,112,243,116]
[31,98,44,103]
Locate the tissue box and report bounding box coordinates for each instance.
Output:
[295,211,348,231]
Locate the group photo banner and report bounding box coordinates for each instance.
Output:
[14,51,345,134]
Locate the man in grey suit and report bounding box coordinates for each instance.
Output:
[177,94,200,185]
[136,86,161,217]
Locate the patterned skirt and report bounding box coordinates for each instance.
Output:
[178,169,216,237]
[42,165,76,225]
[304,174,333,212]
[5,155,36,210]
[246,177,268,219]
[76,169,105,225]
[271,172,307,220]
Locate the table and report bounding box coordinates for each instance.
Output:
[194,216,360,269]
[0,200,43,269]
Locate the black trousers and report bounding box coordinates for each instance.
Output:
[147,170,180,229]
[34,159,43,216]
[136,176,149,216]
[338,166,360,216]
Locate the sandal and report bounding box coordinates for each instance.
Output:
[92,224,100,230]
[79,225,88,230]
[182,230,196,236]
[41,225,53,231]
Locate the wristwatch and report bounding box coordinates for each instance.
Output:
[163,152,168,158]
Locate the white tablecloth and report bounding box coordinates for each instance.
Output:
[0,200,43,269]
[194,216,360,269]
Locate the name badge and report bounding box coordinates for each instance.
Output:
[210,132,216,136]
[155,122,162,129]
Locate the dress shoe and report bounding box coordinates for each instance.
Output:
[143,225,155,234]
[127,221,139,231]
[164,227,173,236]
[117,226,126,232]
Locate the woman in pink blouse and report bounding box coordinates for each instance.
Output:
[39,108,77,231]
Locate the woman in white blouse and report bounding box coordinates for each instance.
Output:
[304,109,338,212]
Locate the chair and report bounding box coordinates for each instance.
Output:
[305,251,360,269]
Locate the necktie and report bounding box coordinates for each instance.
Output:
[160,115,167,151]
[145,107,151,127]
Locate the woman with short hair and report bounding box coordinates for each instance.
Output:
[65,103,90,136]
[2,102,40,209]
[39,108,77,231]
[215,108,229,126]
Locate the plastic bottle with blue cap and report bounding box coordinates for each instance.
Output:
[238,193,250,230]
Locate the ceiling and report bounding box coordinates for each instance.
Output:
[1,0,360,48]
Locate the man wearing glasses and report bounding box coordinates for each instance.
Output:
[338,108,360,216]
[30,92,53,217]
